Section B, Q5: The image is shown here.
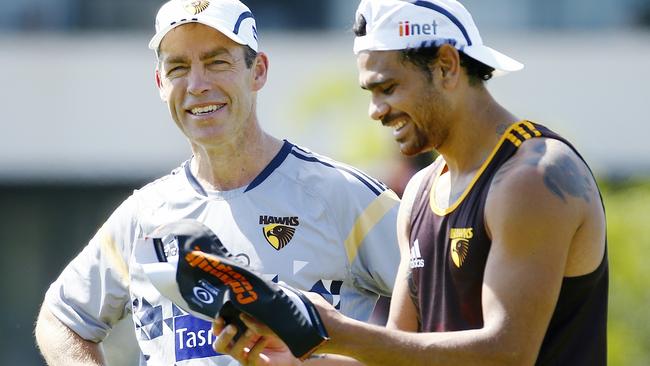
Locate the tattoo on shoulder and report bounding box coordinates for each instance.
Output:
[542,155,593,203]
[526,140,548,162]
[493,141,593,203]
[496,123,509,136]
[525,142,593,203]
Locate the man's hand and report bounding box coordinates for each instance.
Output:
[211,291,352,365]
[213,314,302,366]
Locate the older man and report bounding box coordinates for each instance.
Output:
[34,1,400,365]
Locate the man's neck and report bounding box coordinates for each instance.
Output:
[438,89,518,176]
[190,128,283,192]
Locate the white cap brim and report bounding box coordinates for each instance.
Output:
[463,45,524,75]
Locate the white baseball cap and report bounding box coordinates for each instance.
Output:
[149,0,259,52]
[353,0,523,74]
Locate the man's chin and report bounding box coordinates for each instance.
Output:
[398,142,421,157]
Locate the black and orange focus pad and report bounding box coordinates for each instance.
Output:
[159,219,329,360]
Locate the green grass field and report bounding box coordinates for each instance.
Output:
[601,180,650,365]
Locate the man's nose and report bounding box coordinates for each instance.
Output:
[368,98,389,121]
[187,67,210,96]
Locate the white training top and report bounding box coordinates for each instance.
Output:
[45,141,400,365]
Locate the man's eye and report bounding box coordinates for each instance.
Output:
[167,66,186,76]
[383,84,396,95]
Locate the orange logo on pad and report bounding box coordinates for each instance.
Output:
[185,249,258,304]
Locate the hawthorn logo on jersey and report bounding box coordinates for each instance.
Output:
[183,0,210,15]
[449,228,473,268]
[409,239,425,268]
[398,20,439,37]
[259,215,299,250]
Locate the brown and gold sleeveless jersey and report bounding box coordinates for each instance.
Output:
[408,121,607,365]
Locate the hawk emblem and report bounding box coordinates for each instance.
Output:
[183,0,210,15]
[450,238,470,268]
[263,224,296,250]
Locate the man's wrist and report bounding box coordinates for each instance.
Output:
[318,313,357,355]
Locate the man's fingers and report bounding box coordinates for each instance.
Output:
[230,328,261,361]
[240,313,274,336]
[213,324,238,354]
[212,316,226,335]
[246,336,270,366]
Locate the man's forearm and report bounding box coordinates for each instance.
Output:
[35,306,107,366]
[321,317,521,366]
[304,354,364,366]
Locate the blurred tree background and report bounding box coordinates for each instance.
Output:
[601,181,650,365]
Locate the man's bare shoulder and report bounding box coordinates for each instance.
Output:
[485,137,606,275]
[490,137,598,206]
[484,137,602,245]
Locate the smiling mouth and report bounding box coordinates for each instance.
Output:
[188,104,225,116]
[392,120,407,131]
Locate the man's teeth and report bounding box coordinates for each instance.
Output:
[191,105,222,115]
[394,120,407,130]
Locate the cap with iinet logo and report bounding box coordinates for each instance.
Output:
[134,219,329,360]
[353,0,524,75]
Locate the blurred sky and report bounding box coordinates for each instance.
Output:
[1,0,649,182]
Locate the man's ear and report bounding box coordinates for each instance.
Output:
[155,69,168,101]
[251,52,269,92]
[435,44,461,89]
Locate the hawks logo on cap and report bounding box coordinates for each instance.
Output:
[183,0,210,15]
[259,215,299,251]
[450,227,473,268]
